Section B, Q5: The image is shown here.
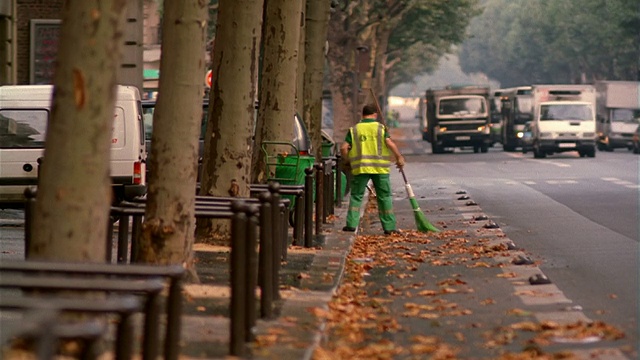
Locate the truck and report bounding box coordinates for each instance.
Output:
[422,86,491,154]
[501,86,534,151]
[528,84,597,158]
[594,81,640,152]
[488,88,507,146]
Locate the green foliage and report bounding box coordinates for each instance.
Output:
[459,0,640,87]
[387,0,481,89]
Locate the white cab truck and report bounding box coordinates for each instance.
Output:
[0,85,147,208]
[528,84,597,158]
[595,81,640,151]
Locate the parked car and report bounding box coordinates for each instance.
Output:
[141,98,313,182]
[0,85,147,208]
[632,124,640,154]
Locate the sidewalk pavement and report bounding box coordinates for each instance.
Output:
[176,181,627,360]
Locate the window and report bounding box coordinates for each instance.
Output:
[0,109,49,148]
[438,98,486,116]
[540,104,592,121]
[610,108,640,122]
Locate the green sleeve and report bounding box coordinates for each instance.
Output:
[344,129,352,145]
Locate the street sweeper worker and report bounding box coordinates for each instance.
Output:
[340,103,405,235]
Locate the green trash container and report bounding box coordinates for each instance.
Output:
[321,142,334,157]
[273,154,315,210]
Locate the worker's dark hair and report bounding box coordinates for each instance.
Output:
[362,104,377,116]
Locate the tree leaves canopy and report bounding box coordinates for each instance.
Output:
[459,0,640,87]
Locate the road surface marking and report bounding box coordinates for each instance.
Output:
[546,180,578,184]
[527,159,572,168]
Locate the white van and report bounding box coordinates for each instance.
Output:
[0,85,147,208]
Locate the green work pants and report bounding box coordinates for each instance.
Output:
[346,173,397,231]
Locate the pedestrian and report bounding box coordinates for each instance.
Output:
[340,104,405,235]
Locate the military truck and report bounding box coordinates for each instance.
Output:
[595,81,640,151]
[423,86,491,154]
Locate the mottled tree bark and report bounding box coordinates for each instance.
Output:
[29,0,127,261]
[198,0,263,240]
[303,0,331,160]
[251,0,303,183]
[138,0,207,276]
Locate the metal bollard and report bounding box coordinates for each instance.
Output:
[23,187,37,258]
[268,183,281,301]
[323,160,330,222]
[314,163,324,234]
[335,154,343,208]
[117,213,130,263]
[245,205,259,342]
[327,159,335,216]
[292,192,304,245]
[130,214,143,262]
[229,201,248,357]
[106,219,114,263]
[304,167,314,248]
[257,193,273,318]
[281,204,289,261]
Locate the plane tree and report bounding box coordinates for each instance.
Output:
[29,0,128,261]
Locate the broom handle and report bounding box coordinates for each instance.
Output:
[369,88,386,126]
[399,167,409,185]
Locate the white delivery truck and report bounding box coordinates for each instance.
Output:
[528,84,597,158]
[595,81,640,152]
[0,85,147,208]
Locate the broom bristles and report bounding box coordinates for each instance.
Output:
[414,209,439,232]
[408,197,439,232]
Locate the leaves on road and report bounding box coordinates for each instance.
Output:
[310,207,626,359]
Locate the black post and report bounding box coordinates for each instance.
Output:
[292,192,304,245]
[335,153,343,208]
[245,205,258,342]
[268,183,281,300]
[281,205,289,262]
[106,217,114,263]
[117,214,130,263]
[324,159,332,220]
[314,163,324,235]
[130,214,143,263]
[23,187,37,258]
[165,277,183,360]
[257,193,273,318]
[229,201,247,356]
[328,159,335,215]
[304,167,314,248]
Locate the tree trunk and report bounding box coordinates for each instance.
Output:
[29,0,127,261]
[373,26,391,110]
[326,8,358,145]
[296,6,306,117]
[251,0,304,183]
[198,0,263,240]
[138,0,207,273]
[303,0,331,160]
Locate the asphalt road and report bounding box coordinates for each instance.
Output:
[392,122,638,351]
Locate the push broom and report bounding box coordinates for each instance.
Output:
[399,168,440,232]
[368,88,439,233]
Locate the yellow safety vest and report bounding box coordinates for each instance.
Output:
[348,121,391,175]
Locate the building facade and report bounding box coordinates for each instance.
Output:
[0,0,153,95]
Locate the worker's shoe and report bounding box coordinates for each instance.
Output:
[384,229,401,235]
[342,226,356,232]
